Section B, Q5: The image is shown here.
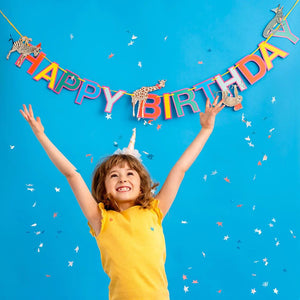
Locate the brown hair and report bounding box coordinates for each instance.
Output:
[91,154,158,211]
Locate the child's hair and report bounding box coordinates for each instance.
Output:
[91,154,158,211]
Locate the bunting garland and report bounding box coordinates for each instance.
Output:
[1,1,299,120]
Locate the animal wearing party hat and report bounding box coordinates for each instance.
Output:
[131,80,166,118]
[114,128,141,161]
[221,84,243,111]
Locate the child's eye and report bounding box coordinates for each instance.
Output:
[127,172,134,176]
[110,174,118,178]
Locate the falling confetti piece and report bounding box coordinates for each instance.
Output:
[108,53,114,59]
[262,282,269,287]
[273,288,279,294]
[31,223,37,227]
[202,252,206,258]
[74,246,79,253]
[254,228,262,235]
[245,136,250,141]
[224,177,230,183]
[164,36,168,40]
[269,128,275,132]
[113,142,118,147]
[224,235,230,240]
[271,96,276,103]
[184,286,189,293]
[157,124,162,130]
[192,280,198,284]
[27,188,35,192]
[217,290,222,294]
[246,121,252,127]
[10,145,15,149]
[217,222,223,227]
[182,275,187,280]
[46,275,51,277]
[53,213,58,218]
[138,61,142,68]
[86,154,91,157]
[211,170,217,175]
[251,288,256,294]
[39,243,43,248]
[181,221,188,224]
[91,157,94,163]
[68,261,74,267]
[131,35,138,40]
[198,61,203,64]
[262,155,268,161]
[70,33,74,40]
[54,187,60,192]
[248,142,254,147]
[128,41,134,46]
[258,161,262,166]
[105,113,112,120]
[32,202,37,207]
[203,174,207,181]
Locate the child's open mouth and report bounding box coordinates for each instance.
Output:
[116,187,131,192]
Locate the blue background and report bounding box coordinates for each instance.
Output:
[0,0,299,299]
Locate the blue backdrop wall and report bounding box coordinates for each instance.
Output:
[1,0,299,299]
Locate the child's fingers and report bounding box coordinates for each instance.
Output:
[29,104,34,118]
[216,99,224,107]
[23,104,29,116]
[205,98,211,109]
[20,109,29,121]
[212,96,219,106]
[216,104,226,113]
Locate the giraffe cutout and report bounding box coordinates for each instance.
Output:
[131,80,166,118]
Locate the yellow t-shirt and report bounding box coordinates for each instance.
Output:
[88,199,170,300]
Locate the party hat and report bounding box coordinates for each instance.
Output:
[114,128,141,161]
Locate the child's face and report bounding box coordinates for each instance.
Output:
[105,162,141,207]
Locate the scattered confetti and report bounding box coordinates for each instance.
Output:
[74,246,79,253]
[246,121,252,127]
[251,288,256,294]
[53,213,58,218]
[164,36,168,41]
[184,286,189,293]
[258,161,262,166]
[271,96,276,103]
[70,33,74,40]
[245,136,251,141]
[182,275,187,280]
[54,187,60,192]
[217,290,222,294]
[157,124,162,130]
[224,177,230,183]
[192,280,198,284]
[202,252,206,258]
[113,142,118,147]
[128,41,134,46]
[131,35,138,40]
[10,145,15,149]
[68,261,74,267]
[32,202,37,207]
[181,221,188,224]
[203,174,207,181]
[248,142,254,147]
[138,61,142,68]
[108,53,114,59]
[211,170,217,175]
[262,154,268,161]
[273,288,279,294]
[224,235,230,240]
[31,223,37,227]
[262,282,269,287]
[198,61,203,64]
[105,113,112,120]
[217,222,223,227]
[254,228,262,235]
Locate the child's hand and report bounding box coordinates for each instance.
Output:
[20,104,44,136]
[200,97,224,130]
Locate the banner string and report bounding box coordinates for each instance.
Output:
[1,0,299,97]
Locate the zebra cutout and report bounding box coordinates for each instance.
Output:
[7,36,41,67]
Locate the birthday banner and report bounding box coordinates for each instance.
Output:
[2,3,299,120]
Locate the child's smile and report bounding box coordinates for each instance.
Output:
[105,162,141,210]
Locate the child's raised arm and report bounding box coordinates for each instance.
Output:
[20,105,102,232]
[156,97,224,217]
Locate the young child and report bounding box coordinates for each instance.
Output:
[20,97,224,300]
